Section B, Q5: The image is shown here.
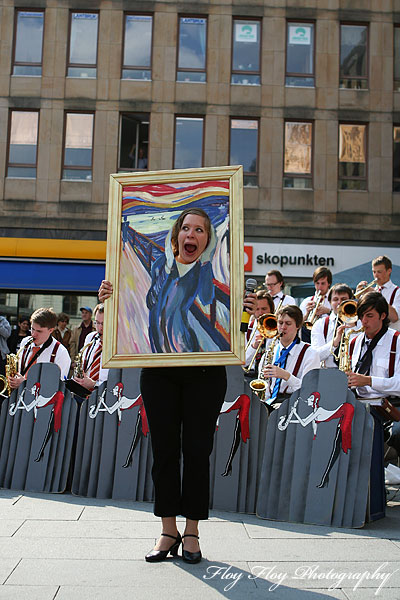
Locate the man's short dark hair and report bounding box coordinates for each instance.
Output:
[30,308,57,329]
[372,255,392,270]
[313,267,332,286]
[357,291,390,327]
[256,290,274,314]
[276,305,303,329]
[328,283,354,302]
[266,269,284,287]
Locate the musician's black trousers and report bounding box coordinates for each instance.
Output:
[140,366,227,520]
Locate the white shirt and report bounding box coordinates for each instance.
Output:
[311,313,337,368]
[82,331,108,386]
[376,280,400,331]
[258,338,320,399]
[19,336,71,380]
[311,313,361,368]
[351,329,400,398]
[271,291,296,310]
[299,293,331,318]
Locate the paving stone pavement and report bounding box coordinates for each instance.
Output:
[0,488,399,600]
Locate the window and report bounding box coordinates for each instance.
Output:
[338,123,367,190]
[62,112,94,180]
[230,119,258,186]
[119,113,149,171]
[174,117,204,169]
[340,24,368,89]
[231,18,261,85]
[122,14,152,80]
[7,110,39,178]
[395,26,400,92]
[177,17,207,82]
[12,10,44,76]
[283,121,313,189]
[67,12,98,78]
[393,126,400,192]
[62,295,78,315]
[286,21,314,87]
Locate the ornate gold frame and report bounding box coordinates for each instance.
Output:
[102,165,244,368]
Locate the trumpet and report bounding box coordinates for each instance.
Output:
[304,291,324,330]
[354,279,377,298]
[250,332,281,400]
[244,313,278,373]
[329,300,359,355]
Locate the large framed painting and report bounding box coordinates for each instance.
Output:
[102,165,244,368]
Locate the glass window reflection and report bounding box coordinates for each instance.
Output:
[68,12,98,78]
[177,17,207,82]
[338,124,367,190]
[63,113,94,180]
[231,19,261,85]
[7,111,39,178]
[393,126,400,192]
[340,24,368,89]
[13,10,44,76]
[174,117,203,169]
[284,121,312,189]
[286,22,314,87]
[230,119,258,187]
[123,15,152,80]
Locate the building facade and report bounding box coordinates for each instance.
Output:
[1,0,400,319]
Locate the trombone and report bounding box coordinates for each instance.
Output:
[354,279,377,298]
[244,313,278,373]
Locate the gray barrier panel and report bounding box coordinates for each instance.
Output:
[0,363,77,493]
[71,368,154,500]
[210,365,269,513]
[256,368,374,528]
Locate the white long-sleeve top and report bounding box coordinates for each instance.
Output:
[351,329,400,398]
[299,294,331,318]
[311,313,361,368]
[376,280,400,331]
[258,338,320,399]
[311,313,337,368]
[271,291,296,310]
[19,335,71,380]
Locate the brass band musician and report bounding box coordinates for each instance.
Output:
[245,290,275,371]
[356,255,400,331]
[311,283,355,368]
[258,305,319,408]
[264,270,295,311]
[299,267,332,343]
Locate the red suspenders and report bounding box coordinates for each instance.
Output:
[390,287,399,306]
[323,316,330,340]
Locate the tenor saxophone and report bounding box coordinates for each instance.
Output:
[250,333,281,400]
[0,339,30,397]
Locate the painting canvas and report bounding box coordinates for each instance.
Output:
[103,166,244,368]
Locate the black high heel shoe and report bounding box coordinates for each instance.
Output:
[182,533,202,564]
[145,532,182,562]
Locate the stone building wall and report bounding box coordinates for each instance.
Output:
[0,0,399,243]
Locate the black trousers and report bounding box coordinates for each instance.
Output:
[140,365,227,520]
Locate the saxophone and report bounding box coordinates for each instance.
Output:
[0,338,31,397]
[250,333,281,401]
[73,337,98,379]
[338,326,364,372]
